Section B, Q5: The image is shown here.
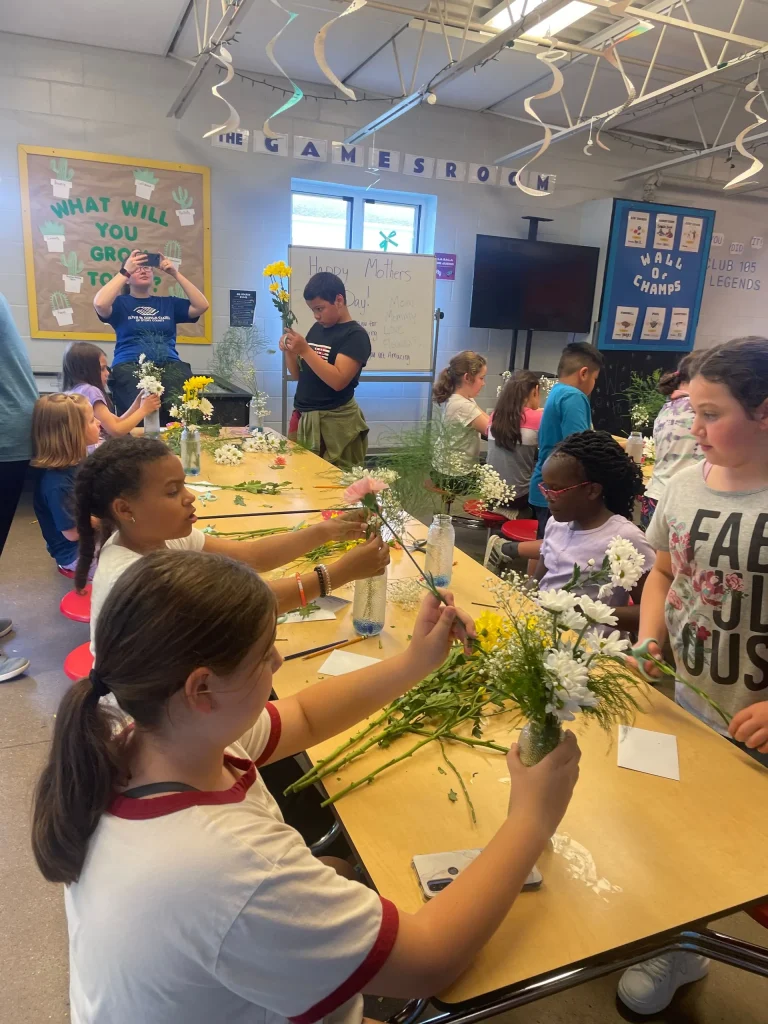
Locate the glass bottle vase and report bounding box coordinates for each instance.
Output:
[180,426,201,477]
[424,514,455,587]
[249,398,264,433]
[352,567,388,637]
[518,717,563,766]
[143,395,161,438]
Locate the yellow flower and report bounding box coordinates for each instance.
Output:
[279,289,289,302]
[476,610,512,652]
[269,282,279,293]
[263,263,275,277]
[183,375,214,396]
[283,265,292,277]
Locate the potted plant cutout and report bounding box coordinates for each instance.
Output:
[51,291,73,327]
[172,187,195,227]
[40,220,65,253]
[168,283,185,298]
[164,240,182,272]
[50,158,74,199]
[60,251,84,293]
[133,168,159,200]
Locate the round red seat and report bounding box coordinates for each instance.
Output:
[57,566,76,580]
[60,586,91,623]
[501,518,538,542]
[63,642,94,681]
[463,499,507,526]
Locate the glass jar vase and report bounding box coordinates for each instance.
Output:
[143,395,161,438]
[249,398,264,433]
[424,514,455,587]
[518,717,563,766]
[352,568,388,637]
[180,426,201,477]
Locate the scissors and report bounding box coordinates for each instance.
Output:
[629,637,663,682]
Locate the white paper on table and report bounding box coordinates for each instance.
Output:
[185,482,222,492]
[617,726,680,781]
[318,648,381,675]
[315,595,351,613]
[281,607,337,625]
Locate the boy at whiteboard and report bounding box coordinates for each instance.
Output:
[282,272,371,468]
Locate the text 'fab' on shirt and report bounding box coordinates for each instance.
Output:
[97,295,199,366]
[293,321,371,412]
[647,461,768,734]
[66,703,398,1024]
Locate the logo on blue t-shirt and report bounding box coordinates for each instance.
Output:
[133,306,159,316]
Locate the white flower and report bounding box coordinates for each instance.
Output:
[545,649,590,691]
[587,558,595,567]
[606,535,646,593]
[560,608,588,632]
[643,437,656,463]
[577,594,618,626]
[496,369,511,397]
[584,629,629,659]
[538,589,578,615]
[136,374,164,397]
[243,433,284,454]
[138,353,147,365]
[169,405,180,420]
[214,444,244,466]
[474,464,515,509]
[199,398,214,420]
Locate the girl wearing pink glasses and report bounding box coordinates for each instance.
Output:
[532,430,654,634]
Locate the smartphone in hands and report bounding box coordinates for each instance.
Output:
[143,252,161,267]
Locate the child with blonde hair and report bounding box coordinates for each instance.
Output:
[31,393,101,575]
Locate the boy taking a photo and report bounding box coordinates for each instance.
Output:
[281,272,370,468]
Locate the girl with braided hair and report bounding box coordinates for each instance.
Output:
[531,430,654,633]
[74,437,390,654]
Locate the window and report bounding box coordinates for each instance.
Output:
[291,179,435,254]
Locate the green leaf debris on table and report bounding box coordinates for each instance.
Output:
[448,789,458,803]
[233,494,246,506]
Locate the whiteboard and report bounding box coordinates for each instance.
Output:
[288,245,437,372]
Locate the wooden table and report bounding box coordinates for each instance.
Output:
[187,445,348,518]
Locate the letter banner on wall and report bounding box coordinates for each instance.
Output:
[597,198,715,352]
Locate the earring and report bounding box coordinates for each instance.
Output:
[131,516,136,523]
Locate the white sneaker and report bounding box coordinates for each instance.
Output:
[484,535,505,572]
[618,952,709,1014]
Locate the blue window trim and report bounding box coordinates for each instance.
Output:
[291,177,436,254]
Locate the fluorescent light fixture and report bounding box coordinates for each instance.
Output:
[486,0,595,35]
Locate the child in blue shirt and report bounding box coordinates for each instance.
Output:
[529,342,603,538]
[31,393,101,575]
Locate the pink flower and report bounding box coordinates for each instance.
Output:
[343,478,388,503]
[725,572,744,592]
[692,570,724,606]
[696,624,711,641]
[667,588,683,611]
[274,456,287,466]
[321,509,343,520]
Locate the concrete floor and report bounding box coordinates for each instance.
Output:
[1,494,767,1022]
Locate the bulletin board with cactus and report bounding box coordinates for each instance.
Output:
[18,145,211,343]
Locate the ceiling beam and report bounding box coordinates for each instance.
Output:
[167,0,256,120]
[343,0,574,143]
[590,1,768,48]
[493,41,768,163]
[614,125,768,180]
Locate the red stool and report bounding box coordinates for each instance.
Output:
[57,566,76,580]
[501,519,538,542]
[463,499,507,527]
[64,642,94,681]
[60,586,92,623]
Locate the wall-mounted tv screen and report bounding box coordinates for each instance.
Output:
[469,234,600,333]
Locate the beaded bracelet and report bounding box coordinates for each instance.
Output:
[314,563,332,597]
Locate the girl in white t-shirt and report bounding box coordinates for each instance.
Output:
[32,549,579,1024]
[74,436,390,647]
[432,351,489,476]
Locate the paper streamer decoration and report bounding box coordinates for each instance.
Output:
[594,45,636,153]
[515,50,567,198]
[263,0,304,139]
[724,77,766,190]
[202,45,241,139]
[313,0,368,101]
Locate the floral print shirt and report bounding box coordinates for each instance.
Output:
[647,462,768,733]
[645,394,704,501]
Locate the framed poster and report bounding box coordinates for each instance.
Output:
[18,145,212,343]
[597,198,715,352]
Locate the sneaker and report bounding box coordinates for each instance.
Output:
[0,654,30,683]
[0,619,12,639]
[484,535,506,572]
[618,952,709,1014]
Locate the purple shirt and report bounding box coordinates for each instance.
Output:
[540,514,655,606]
[66,383,109,442]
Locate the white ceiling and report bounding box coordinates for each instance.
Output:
[2,0,768,151]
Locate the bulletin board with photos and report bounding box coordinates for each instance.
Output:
[597,198,715,352]
[18,145,212,343]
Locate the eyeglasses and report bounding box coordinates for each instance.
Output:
[538,481,591,500]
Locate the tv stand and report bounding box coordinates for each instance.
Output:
[509,216,553,370]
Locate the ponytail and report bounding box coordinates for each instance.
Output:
[433,351,487,404]
[31,550,276,886]
[31,677,124,884]
[73,436,170,591]
[492,370,539,450]
[657,353,698,397]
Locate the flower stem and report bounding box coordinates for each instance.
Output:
[439,738,476,824]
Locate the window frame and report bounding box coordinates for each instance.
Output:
[291,178,436,254]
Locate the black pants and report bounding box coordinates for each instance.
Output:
[0,460,29,560]
[533,505,551,539]
[109,360,193,420]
